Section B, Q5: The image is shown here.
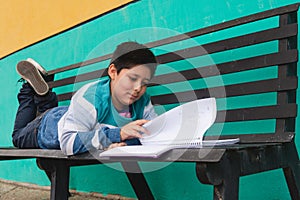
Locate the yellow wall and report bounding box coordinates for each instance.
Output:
[0,0,133,59]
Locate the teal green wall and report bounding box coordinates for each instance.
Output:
[0,0,299,199]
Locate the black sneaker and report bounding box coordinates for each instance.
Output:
[16,58,49,95]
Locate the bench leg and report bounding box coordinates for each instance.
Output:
[37,159,70,200]
[196,153,240,200]
[121,162,154,200]
[283,142,300,200]
[213,175,239,200]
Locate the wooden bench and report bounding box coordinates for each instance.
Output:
[1,3,300,200]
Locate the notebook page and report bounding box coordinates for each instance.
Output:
[140,98,217,145]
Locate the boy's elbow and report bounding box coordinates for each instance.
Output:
[59,135,76,156]
[60,143,73,156]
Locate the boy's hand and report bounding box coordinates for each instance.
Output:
[120,119,149,141]
[107,142,126,150]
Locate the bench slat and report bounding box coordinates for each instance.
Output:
[216,104,297,122]
[156,24,297,64]
[48,69,105,89]
[0,149,68,159]
[151,50,298,85]
[150,77,297,104]
[205,132,294,143]
[48,54,111,75]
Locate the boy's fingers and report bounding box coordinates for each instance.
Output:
[131,128,143,138]
[121,120,150,140]
[138,126,150,135]
[118,142,127,146]
[132,125,149,136]
[134,119,149,125]
[108,142,127,150]
[122,128,141,138]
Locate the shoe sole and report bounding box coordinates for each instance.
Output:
[16,61,49,95]
[26,58,48,75]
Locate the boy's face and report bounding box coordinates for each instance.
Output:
[109,64,151,111]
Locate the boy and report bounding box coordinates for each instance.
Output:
[13,42,158,155]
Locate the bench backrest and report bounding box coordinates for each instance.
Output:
[47,3,299,144]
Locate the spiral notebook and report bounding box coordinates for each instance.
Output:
[99,98,239,158]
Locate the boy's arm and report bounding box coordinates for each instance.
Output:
[57,82,119,155]
[57,105,117,155]
[71,127,121,155]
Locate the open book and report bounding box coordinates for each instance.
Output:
[99,98,239,158]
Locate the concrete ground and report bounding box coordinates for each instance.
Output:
[0,179,134,200]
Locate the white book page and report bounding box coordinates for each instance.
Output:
[99,145,174,158]
[99,138,240,158]
[140,98,217,145]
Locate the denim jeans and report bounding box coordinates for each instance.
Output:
[12,83,58,148]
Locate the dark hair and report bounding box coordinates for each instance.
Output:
[108,42,157,77]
